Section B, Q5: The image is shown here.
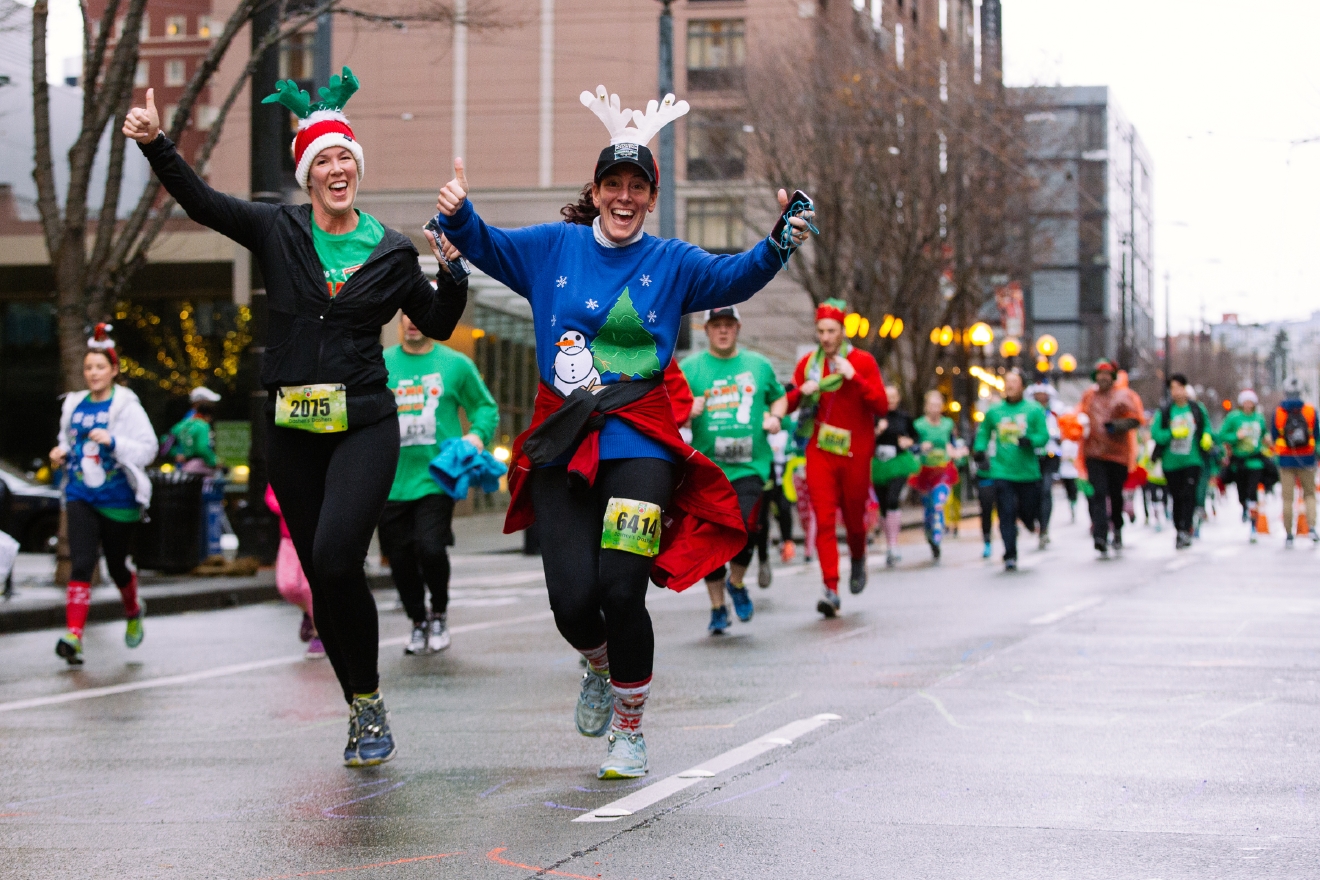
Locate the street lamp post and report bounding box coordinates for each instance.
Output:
[657,0,675,239]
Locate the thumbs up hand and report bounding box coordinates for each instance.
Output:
[122,87,161,144]
[436,157,469,217]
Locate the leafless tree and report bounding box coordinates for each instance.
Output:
[30,0,508,390]
[742,11,1034,408]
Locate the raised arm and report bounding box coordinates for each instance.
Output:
[125,89,277,251]
[400,256,468,343]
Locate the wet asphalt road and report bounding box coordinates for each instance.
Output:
[2,495,1318,879]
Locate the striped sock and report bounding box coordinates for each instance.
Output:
[577,642,610,675]
[66,581,91,637]
[883,511,902,550]
[610,677,651,734]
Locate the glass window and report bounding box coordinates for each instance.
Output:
[871,0,882,29]
[197,16,212,38]
[165,15,186,38]
[686,20,745,91]
[686,112,745,181]
[686,199,744,254]
[165,59,186,87]
[140,14,150,42]
[134,59,149,88]
[280,31,315,81]
[939,0,949,30]
[895,22,905,67]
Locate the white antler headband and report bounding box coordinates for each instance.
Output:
[580,84,690,147]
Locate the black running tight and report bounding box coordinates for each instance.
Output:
[531,458,675,684]
[67,500,136,587]
[267,415,399,702]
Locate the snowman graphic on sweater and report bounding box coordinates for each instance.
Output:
[551,287,660,396]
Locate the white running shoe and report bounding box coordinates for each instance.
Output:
[404,622,428,655]
[428,614,451,652]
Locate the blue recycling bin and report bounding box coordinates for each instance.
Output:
[201,476,227,559]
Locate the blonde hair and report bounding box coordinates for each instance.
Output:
[924,389,945,409]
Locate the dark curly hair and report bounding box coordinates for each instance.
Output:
[560,183,598,226]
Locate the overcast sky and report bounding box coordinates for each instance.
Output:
[1002,0,1320,332]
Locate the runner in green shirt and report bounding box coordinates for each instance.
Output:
[680,306,787,634]
[1150,373,1214,548]
[1217,388,1268,541]
[910,390,964,563]
[973,371,1048,570]
[380,307,498,655]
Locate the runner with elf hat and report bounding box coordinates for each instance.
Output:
[785,299,889,615]
[124,68,468,767]
[432,84,815,779]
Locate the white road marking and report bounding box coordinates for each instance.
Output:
[1164,557,1196,572]
[1194,696,1278,730]
[1028,596,1104,626]
[0,612,554,713]
[573,713,841,822]
[916,691,970,729]
[448,570,545,588]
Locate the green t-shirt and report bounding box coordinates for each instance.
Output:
[311,211,385,297]
[914,416,956,467]
[1151,402,1212,472]
[384,343,500,502]
[168,416,215,466]
[1217,409,1267,465]
[974,398,1048,482]
[680,349,786,483]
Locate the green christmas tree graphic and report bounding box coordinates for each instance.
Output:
[591,287,661,379]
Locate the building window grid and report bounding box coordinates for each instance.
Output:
[686,20,746,91]
[165,59,186,87]
[686,199,745,254]
[686,112,746,181]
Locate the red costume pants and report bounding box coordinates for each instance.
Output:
[805,446,872,590]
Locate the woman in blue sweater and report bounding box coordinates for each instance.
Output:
[434,86,812,779]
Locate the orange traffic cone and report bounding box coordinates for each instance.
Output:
[1299,512,1309,536]
[1256,485,1270,534]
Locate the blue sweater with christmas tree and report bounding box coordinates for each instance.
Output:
[438,200,782,460]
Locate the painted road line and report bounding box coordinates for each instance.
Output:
[1164,556,1197,572]
[0,612,554,713]
[573,713,841,823]
[1028,597,1104,626]
[448,571,545,588]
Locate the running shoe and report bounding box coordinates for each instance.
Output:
[928,542,941,565]
[1004,558,1018,572]
[306,636,326,658]
[575,670,612,737]
[816,589,840,618]
[757,561,773,589]
[887,550,901,568]
[1111,531,1123,551]
[343,693,396,767]
[1094,537,1109,557]
[124,605,145,649]
[1285,535,1295,549]
[598,729,648,779]
[299,612,315,643]
[708,605,730,635]
[1311,531,1319,545]
[727,581,754,622]
[428,614,451,652]
[780,540,797,563]
[849,557,868,593]
[404,621,428,655]
[55,632,83,666]
[982,542,992,559]
[1038,532,1050,550]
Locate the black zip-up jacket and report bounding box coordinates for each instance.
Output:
[139,134,466,429]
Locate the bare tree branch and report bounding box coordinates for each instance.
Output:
[29,0,60,255]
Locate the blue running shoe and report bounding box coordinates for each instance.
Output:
[982,541,992,558]
[708,605,730,635]
[575,670,612,737]
[727,581,754,622]
[598,729,648,779]
[344,693,396,766]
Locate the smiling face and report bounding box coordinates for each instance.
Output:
[591,166,657,243]
[83,351,117,395]
[307,146,358,220]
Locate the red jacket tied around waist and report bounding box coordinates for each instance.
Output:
[503,377,747,592]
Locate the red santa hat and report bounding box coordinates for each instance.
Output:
[262,68,364,191]
[87,322,118,368]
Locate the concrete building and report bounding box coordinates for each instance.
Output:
[1008,86,1155,373]
[1210,311,1320,397]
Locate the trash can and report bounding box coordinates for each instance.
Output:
[201,476,228,560]
[135,470,204,573]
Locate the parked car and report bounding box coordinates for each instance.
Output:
[0,462,61,552]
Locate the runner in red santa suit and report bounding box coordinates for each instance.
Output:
[786,299,888,616]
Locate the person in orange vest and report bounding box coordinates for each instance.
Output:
[785,299,888,616]
[1271,377,1319,548]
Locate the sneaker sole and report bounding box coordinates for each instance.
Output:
[816,599,838,618]
[344,750,396,767]
[598,765,648,779]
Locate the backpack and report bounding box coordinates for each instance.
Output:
[1283,408,1312,449]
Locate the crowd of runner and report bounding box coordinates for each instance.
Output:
[35,71,1312,785]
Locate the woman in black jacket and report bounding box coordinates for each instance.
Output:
[124,73,466,767]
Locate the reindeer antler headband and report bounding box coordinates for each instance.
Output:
[579,85,690,147]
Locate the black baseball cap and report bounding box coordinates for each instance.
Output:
[704,306,741,323]
[594,142,659,186]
